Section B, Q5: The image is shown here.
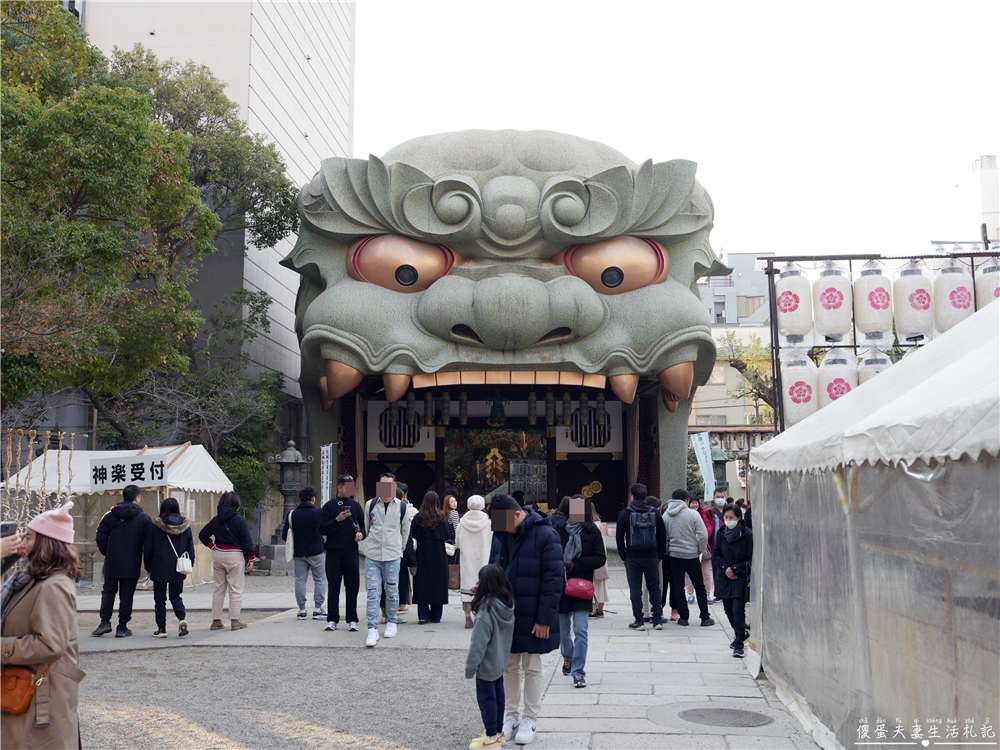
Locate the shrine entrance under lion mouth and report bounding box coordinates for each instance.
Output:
[355,382,627,519]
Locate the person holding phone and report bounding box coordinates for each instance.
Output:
[319,475,365,632]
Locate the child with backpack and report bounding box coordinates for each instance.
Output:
[465,564,516,749]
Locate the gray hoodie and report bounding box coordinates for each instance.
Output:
[465,599,516,681]
[663,499,708,559]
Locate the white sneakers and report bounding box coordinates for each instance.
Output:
[324,622,336,631]
[348,621,359,631]
[502,716,519,744]
[365,628,379,647]
[514,718,536,745]
[384,622,398,638]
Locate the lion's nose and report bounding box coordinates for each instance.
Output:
[417,274,604,351]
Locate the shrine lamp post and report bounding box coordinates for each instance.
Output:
[268,440,314,544]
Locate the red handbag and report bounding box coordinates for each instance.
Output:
[564,577,594,600]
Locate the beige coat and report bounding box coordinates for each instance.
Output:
[1,574,85,750]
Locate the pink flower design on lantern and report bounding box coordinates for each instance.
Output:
[949,287,972,309]
[827,378,851,400]
[789,381,812,404]
[995,287,999,299]
[777,291,799,313]
[868,287,890,310]
[820,287,844,310]
[909,288,930,311]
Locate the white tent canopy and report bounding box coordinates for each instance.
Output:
[3,443,233,495]
[751,306,1000,474]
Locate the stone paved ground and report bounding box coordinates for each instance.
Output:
[75,569,818,749]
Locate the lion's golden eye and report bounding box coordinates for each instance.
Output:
[347,235,462,293]
[552,237,669,295]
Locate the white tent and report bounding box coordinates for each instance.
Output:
[3,444,232,586]
[3,443,233,496]
[746,306,999,750]
[752,305,999,473]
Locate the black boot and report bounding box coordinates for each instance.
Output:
[115,624,132,638]
[91,621,112,636]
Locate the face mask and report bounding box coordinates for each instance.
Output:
[724,519,738,530]
[715,498,725,506]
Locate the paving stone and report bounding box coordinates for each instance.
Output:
[598,694,695,706]
[601,672,706,686]
[724,735,798,749]
[528,731,590,749]
[655,685,763,698]
[590,732,729,749]
[540,718,691,734]
[539,705,649,719]
[539,693,600,705]
[546,684,652,695]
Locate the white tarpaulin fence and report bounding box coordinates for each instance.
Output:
[747,307,1000,749]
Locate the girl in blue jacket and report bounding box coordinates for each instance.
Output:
[465,564,516,749]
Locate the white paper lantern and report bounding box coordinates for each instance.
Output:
[853,261,893,342]
[858,348,892,385]
[813,262,852,341]
[818,348,858,409]
[893,261,933,342]
[975,258,1000,308]
[933,263,975,333]
[781,354,819,427]
[776,262,812,341]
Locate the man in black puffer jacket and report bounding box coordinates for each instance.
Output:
[488,493,563,746]
[93,484,153,638]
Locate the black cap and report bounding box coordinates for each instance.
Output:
[337,475,354,484]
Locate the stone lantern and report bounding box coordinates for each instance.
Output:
[268,440,313,544]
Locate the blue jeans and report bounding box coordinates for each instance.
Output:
[476,676,505,736]
[559,610,590,677]
[365,557,400,628]
[417,604,442,622]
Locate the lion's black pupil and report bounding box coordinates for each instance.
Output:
[395,265,418,287]
[601,267,624,288]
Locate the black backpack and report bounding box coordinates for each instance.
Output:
[368,497,408,537]
[629,507,658,551]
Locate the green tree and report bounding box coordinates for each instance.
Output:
[687,445,706,498]
[717,331,776,424]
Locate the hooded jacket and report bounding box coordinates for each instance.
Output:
[465,598,516,681]
[95,501,153,579]
[144,514,196,583]
[198,504,257,561]
[489,509,563,654]
[712,520,753,599]
[456,509,492,603]
[614,498,667,560]
[663,498,708,560]
[359,496,411,562]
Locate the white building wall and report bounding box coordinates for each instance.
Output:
[84,1,356,398]
[244,1,356,397]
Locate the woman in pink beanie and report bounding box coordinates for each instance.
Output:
[1,502,86,749]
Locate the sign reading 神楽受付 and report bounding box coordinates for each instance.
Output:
[90,453,171,492]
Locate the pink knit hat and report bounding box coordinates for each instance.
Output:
[27,501,75,544]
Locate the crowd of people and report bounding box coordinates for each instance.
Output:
[0,478,752,749]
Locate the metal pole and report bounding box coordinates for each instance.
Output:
[764,259,784,432]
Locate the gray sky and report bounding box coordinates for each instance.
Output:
[353,1,999,260]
